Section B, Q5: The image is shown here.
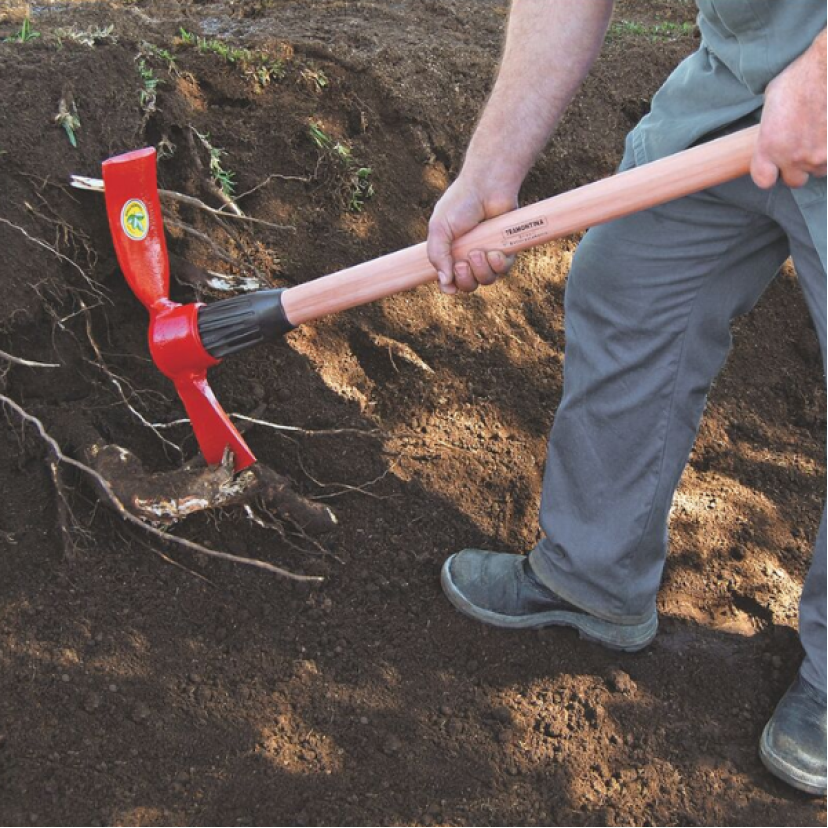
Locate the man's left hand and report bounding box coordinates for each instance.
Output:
[752,28,827,189]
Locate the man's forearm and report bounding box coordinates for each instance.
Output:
[462,0,614,192]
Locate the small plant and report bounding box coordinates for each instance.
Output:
[308,121,374,212]
[54,97,80,148]
[4,17,40,43]
[193,129,236,197]
[348,166,374,213]
[253,60,285,88]
[140,41,178,74]
[300,66,329,92]
[137,57,160,114]
[53,24,117,47]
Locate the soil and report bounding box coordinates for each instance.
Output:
[0,1,825,825]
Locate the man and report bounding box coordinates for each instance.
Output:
[427,0,827,796]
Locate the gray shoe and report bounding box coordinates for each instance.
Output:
[760,673,827,796]
[440,549,657,652]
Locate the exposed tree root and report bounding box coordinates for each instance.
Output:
[87,439,337,534]
[1,391,325,583]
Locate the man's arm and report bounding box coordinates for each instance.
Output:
[752,28,827,189]
[428,0,614,294]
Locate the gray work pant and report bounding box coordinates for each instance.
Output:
[529,161,827,691]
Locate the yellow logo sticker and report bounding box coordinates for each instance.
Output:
[120,199,149,241]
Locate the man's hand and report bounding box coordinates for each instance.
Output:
[427,178,517,294]
[752,29,827,189]
[426,0,613,295]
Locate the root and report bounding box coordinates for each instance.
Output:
[165,216,242,269]
[0,216,107,304]
[187,127,245,217]
[86,440,336,535]
[296,454,397,501]
[0,392,323,583]
[80,304,185,459]
[0,349,60,369]
[69,175,296,232]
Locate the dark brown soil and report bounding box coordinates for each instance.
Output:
[0,1,825,825]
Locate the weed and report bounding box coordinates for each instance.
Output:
[348,166,375,213]
[300,66,329,92]
[53,24,117,47]
[308,121,374,212]
[4,17,39,43]
[54,97,80,148]
[178,27,284,88]
[137,58,160,114]
[193,129,236,197]
[140,41,178,74]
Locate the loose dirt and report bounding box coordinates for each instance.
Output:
[0,1,825,825]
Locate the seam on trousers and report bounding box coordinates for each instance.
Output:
[622,213,767,590]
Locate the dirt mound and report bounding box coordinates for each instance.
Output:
[0,2,824,826]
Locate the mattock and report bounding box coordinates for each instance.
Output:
[102,149,256,470]
[95,127,760,471]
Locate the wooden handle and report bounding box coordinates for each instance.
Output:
[281,125,759,326]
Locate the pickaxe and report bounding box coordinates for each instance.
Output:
[86,126,759,471]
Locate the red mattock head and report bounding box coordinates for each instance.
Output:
[101,148,256,471]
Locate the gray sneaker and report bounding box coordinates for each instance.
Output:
[760,673,827,796]
[440,549,657,652]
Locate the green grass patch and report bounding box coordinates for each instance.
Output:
[178,27,285,88]
[608,20,695,41]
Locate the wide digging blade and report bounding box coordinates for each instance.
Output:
[174,374,257,471]
[101,147,170,312]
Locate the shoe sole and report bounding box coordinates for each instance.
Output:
[759,721,827,796]
[440,554,657,653]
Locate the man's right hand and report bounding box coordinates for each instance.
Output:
[427,177,518,295]
[425,0,613,294]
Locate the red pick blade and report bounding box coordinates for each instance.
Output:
[101,147,257,471]
[102,148,169,312]
[175,374,257,470]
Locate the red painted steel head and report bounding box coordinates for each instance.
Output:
[101,148,256,471]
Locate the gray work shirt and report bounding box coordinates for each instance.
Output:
[630,0,826,249]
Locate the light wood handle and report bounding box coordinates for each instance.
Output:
[281,125,759,326]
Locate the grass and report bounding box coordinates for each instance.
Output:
[3,17,39,43]
[608,20,695,41]
[178,27,284,88]
[308,122,374,212]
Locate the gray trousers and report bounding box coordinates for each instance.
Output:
[529,164,827,691]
